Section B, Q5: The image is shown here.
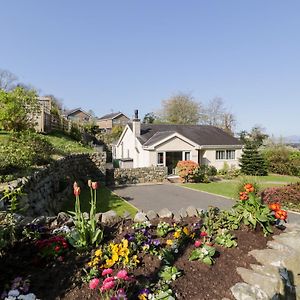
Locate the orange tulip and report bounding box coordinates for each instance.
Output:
[269,203,281,211]
[275,209,287,220]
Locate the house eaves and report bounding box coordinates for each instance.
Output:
[143,132,198,150]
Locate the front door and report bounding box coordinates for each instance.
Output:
[166,151,182,174]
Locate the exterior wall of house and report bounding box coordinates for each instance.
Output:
[97,119,113,130]
[68,111,90,122]
[149,136,199,166]
[112,115,130,126]
[200,148,243,170]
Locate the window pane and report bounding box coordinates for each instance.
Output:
[226,150,235,160]
[216,150,225,160]
[157,152,164,164]
[184,152,190,160]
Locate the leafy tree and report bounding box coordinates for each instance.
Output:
[143,112,157,124]
[239,142,268,176]
[160,93,202,124]
[0,87,39,131]
[239,126,268,148]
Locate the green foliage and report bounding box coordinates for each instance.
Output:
[218,162,241,179]
[214,229,237,248]
[68,182,103,249]
[69,123,82,141]
[239,142,268,176]
[0,87,39,131]
[160,93,201,124]
[0,131,53,174]
[156,221,174,237]
[229,193,274,236]
[189,244,216,265]
[158,266,182,284]
[262,145,300,176]
[0,187,23,255]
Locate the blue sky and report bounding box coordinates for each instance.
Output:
[1,1,299,137]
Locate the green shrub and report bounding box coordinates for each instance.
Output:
[218,162,240,179]
[262,146,300,176]
[0,131,53,174]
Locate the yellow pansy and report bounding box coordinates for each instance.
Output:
[173,231,181,239]
[122,239,129,249]
[112,252,119,262]
[183,227,189,236]
[95,249,102,257]
[166,239,173,245]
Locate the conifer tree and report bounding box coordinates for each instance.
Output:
[239,142,268,176]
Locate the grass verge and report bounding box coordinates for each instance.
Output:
[62,186,138,217]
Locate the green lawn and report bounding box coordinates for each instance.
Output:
[62,186,138,217]
[185,174,300,199]
[45,131,94,155]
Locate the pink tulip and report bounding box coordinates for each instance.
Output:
[101,268,113,276]
[89,278,100,289]
[116,270,128,279]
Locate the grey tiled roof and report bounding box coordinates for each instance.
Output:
[98,112,126,120]
[129,124,242,146]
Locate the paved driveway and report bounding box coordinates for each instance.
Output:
[112,183,300,224]
[112,183,235,212]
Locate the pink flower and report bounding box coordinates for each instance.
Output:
[89,278,100,289]
[100,280,115,291]
[194,240,201,247]
[101,268,113,276]
[116,270,128,279]
[200,231,208,237]
[103,276,114,284]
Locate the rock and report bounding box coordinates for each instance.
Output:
[134,212,148,223]
[230,282,269,300]
[186,206,198,217]
[146,210,158,220]
[95,212,102,223]
[250,264,281,279]
[173,211,181,222]
[32,216,47,225]
[249,248,289,267]
[178,208,187,218]
[101,210,120,224]
[122,211,132,220]
[273,232,300,252]
[158,208,173,218]
[236,267,283,297]
[57,212,71,224]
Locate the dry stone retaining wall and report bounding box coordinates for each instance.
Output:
[106,166,168,186]
[0,153,106,217]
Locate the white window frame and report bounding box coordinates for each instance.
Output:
[183,151,191,161]
[157,152,164,166]
[216,149,236,160]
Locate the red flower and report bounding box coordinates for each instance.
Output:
[200,231,207,237]
[91,182,98,190]
[74,186,80,196]
[275,209,287,220]
[54,245,61,252]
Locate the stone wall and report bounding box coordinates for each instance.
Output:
[0,152,106,217]
[106,166,168,186]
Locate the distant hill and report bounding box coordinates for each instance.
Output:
[285,135,300,143]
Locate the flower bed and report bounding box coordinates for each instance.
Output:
[0,182,287,300]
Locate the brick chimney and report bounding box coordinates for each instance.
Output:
[132,109,141,137]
